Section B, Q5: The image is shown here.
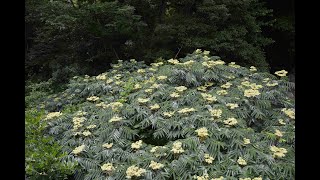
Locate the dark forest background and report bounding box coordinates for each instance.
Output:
[25,0,294,90]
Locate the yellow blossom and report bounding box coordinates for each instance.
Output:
[204,154,214,164]
[201,93,217,102]
[278,119,286,125]
[150,104,160,110]
[167,58,180,64]
[137,69,146,73]
[274,129,283,137]
[157,76,167,80]
[137,98,150,103]
[197,86,207,91]
[126,165,146,179]
[252,177,263,180]
[210,109,222,118]
[195,127,209,138]
[150,83,161,89]
[244,89,260,97]
[263,78,270,82]
[87,96,100,102]
[102,143,113,149]
[175,86,188,92]
[163,111,175,117]
[281,108,295,119]
[170,92,180,98]
[86,125,96,129]
[106,79,113,84]
[195,174,209,180]
[274,70,288,77]
[270,145,287,158]
[221,82,232,89]
[229,62,240,68]
[224,118,238,126]
[114,74,122,80]
[72,144,85,155]
[181,60,195,65]
[204,82,214,87]
[250,66,257,72]
[82,130,91,136]
[131,140,143,149]
[149,161,164,170]
[109,115,123,123]
[145,88,153,93]
[44,112,62,120]
[226,103,239,109]
[195,49,202,54]
[101,163,115,172]
[212,176,224,180]
[133,83,142,90]
[171,141,184,154]
[203,50,210,55]
[178,108,196,114]
[96,102,108,108]
[96,74,107,80]
[243,138,251,145]
[149,67,157,71]
[237,157,247,165]
[266,82,278,87]
[217,90,228,96]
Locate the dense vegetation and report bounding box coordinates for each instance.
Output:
[26,51,295,179]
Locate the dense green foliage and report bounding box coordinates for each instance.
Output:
[26,0,274,84]
[25,110,77,179]
[36,51,295,179]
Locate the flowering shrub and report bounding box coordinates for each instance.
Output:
[39,50,295,179]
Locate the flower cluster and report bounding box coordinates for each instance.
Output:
[228,62,240,68]
[131,140,143,150]
[226,103,239,109]
[244,89,260,97]
[178,108,196,114]
[270,146,288,158]
[220,82,232,89]
[201,93,217,102]
[274,70,288,77]
[72,144,85,155]
[216,90,228,96]
[72,116,86,131]
[149,161,164,170]
[210,109,222,119]
[44,112,62,120]
[163,111,175,117]
[202,60,225,68]
[82,130,91,136]
[150,104,160,110]
[126,165,146,179]
[86,96,99,102]
[250,66,257,72]
[243,138,251,145]
[281,108,295,119]
[101,163,115,172]
[86,124,96,129]
[102,143,113,149]
[175,86,188,92]
[239,177,262,180]
[137,98,150,103]
[167,58,179,64]
[195,127,209,138]
[171,141,184,154]
[224,118,238,126]
[237,157,247,165]
[204,154,214,164]
[274,129,283,137]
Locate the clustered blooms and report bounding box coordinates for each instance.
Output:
[204,154,214,164]
[281,108,295,119]
[96,102,108,108]
[180,60,195,66]
[137,98,150,103]
[82,130,91,136]
[44,112,62,120]
[212,176,224,180]
[150,146,167,157]
[86,96,99,102]
[72,144,85,155]
[195,127,209,138]
[243,138,251,145]
[149,161,164,170]
[216,90,228,96]
[239,177,262,180]
[163,111,175,117]
[202,60,225,68]
[171,141,184,154]
[102,143,113,149]
[226,103,239,109]
[210,109,223,119]
[175,86,188,92]
[195,174,209,180]
[86,124,96,129]
[274,70,288,77]
[101,163,115,172]
[109,115,123,123]
[126,165,146,179]
[157,75,167,80]
[178,108,196,114]
[106,79,113,84]
[145,88,153,93]
[106,102,123,111]
[72,116,86,131]
[149,104,160,110]
[96,74,107,80]
[278,119,286,125]
[237,157,247,165]
[167,58,179,64]
[201,93,217,102]
[266,82,278,87]
[274,129,283,137]
[197,86,207,92]
[131,140,143,150]
[134,83,142,90]
[224,118,238,126]
[270,146,288,158]
[250,66,257,72]
[228,62,240,68]
[221,82,232,89]
[244,89,260,97]
[137,69,146,73]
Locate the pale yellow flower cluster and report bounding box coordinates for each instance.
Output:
[171,141,184,154]
[96,74,107,80]
[195,127,209,138]
[204,154,214,164]
[163,111,175,117]
[204,82,214,87]
[130,59,137,63]
[75,111,87,116]
[149,67,157,72]
[266,82,278,87]
[150,104,160,110]
[44,112,62,120]
[197,86,207,92]
[137,69,146,73]
[216,90,228,96]
[178,108,196,114]
[82,130,91,136]
[201,93,217,102]
[250,66,257,72]
[278,119,286,125]
[228,62,240,68]
[87,96,99,102]
[180,60,195,66]
[195,174,209,180]
[167,58,180,64]
[150,83,161,89]
[96,102,108,108]
[109,115,123,123]
[102,143,113,149]
[126,165,146,179]
[270,146,287,158]
[243,138,251,145]
[106,102,123,111]
[281,108,295,119]
[72,144,85,155]
[101,163,115,172]
[203,50,210,55]
[170,92,180,98]
[237,157,247,165]
[106,79,113,84]
[209,109,222,119]
[131,140,143,149]
[151,62,164,67]
[145,89,153,93]
[244,89,260,97]
[274,129,283,137]
[72,116,86,131]
[227,75,235,79]
[212,176,224,180]
[157,76,167,80]
[134,83,142,90]
[175,86,188,92]
[114,74,122,80]
[239,178,262,180]
[224,118,238,126]
[149,161,164,170]
[226,103,239,109]
[202,60,225,68]
[115,81,123,85]
[262,78,270,83]
[195,49,202,54]
[137,98,150,103]
[274,70,288,77]
[220,82,232,89]
[150,146,167,157]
